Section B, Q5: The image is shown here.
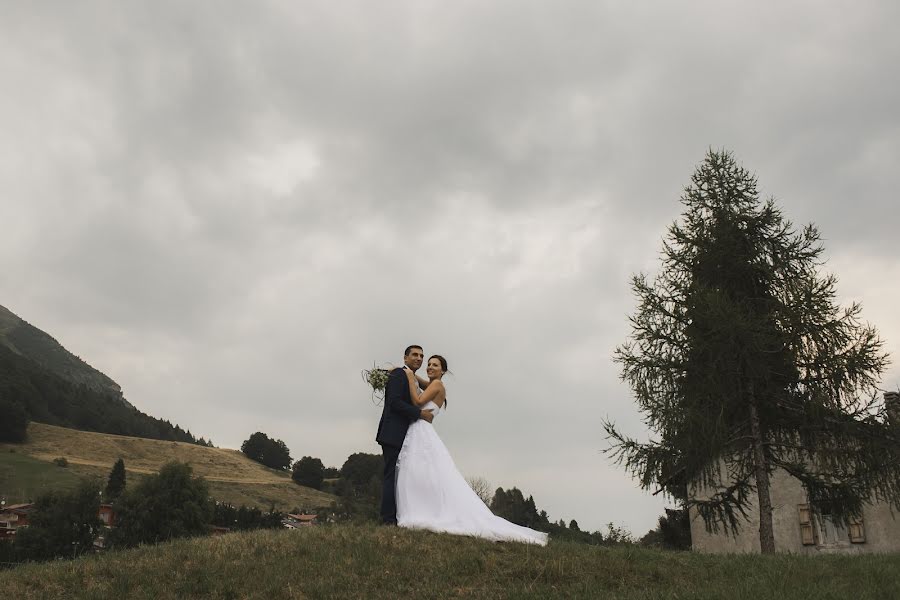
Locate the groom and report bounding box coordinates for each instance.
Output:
[375,344,434,525]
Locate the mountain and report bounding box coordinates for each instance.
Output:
[0,304,127,405]
[0,304,208,445]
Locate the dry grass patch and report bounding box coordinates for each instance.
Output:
[1,423,335,510]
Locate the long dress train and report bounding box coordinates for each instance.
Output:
[396,401,548,546]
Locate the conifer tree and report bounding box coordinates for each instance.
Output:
[105,458,126,500]
[605,149,898,553]
[0,397,28,442]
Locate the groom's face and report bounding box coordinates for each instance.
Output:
[404,347,424,371]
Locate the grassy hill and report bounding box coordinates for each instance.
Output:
[0,451,86,502]
[0,423,335,511]
[1,524,898,599]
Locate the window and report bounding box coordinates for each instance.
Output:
[848,516,866,543]
[818,512,848,546]
[798,504,866,546]
[798,504,815,545]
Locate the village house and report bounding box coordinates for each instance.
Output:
[689,392,900,554]
[0,503,34,533]
[98,503,116,527]
[282,513,318,529]
[0,502,118,541]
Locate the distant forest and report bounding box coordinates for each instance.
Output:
[0,343,210,445]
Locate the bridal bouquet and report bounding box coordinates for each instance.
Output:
[362,363,391,405]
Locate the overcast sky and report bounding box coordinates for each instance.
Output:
[2,1,898,535]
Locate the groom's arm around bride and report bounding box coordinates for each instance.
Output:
[379,366,434,442]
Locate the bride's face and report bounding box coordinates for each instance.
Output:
[425,358,443,379]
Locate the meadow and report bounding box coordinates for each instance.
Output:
[1,523,898,599]
[0,422,335,510]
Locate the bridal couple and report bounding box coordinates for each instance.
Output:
[375,344,548,546]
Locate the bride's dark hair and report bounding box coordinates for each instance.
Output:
[429,354,449,408]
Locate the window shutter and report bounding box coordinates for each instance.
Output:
[849,516,866,543]
[798,504,815,545]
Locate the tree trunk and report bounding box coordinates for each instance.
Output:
[749,400,776,554]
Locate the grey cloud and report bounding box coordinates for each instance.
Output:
[3,1,899,533]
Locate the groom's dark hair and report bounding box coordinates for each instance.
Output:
[404,345,423,356]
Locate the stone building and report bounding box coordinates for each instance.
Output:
[689,392,900,554]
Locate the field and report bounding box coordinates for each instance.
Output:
[0,450,85,501]
[0,423,335,510]
[1,523,898,599]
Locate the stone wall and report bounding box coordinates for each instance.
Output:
[690,392,900,554]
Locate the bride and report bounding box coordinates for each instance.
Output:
[395,355,548,546]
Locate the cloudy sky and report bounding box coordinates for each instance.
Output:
[2,1,898,534]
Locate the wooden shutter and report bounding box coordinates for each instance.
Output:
[849,516,866,543]
[798,504,815,545]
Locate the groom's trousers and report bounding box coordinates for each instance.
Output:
[380,443,401,524]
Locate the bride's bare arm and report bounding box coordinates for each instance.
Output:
[405,369,445,407]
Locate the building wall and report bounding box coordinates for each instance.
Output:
[689,463,900,554]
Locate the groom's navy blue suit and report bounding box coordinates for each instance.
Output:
[375,367,422,524]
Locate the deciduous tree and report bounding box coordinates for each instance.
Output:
[109,461,212,548]
[15,480,102,561]
[292,456,325,490]
[241,432,292,471]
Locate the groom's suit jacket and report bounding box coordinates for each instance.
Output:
[375,367,421,448]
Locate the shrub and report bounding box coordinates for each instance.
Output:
[108,461,212,548]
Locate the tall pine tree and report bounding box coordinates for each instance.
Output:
[605,149,898,553]
[105,458,126,501]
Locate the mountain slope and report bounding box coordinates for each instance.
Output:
[0,304,207,445]
[0,304,125,402]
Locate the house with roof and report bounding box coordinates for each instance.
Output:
[0,503,34,530]
[98,503,116,527]
[689,392,900,553]
[283,513,318,528]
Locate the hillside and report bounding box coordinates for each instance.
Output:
[1,524,899,599]
[0,304,123,400]
[0,303,208,445]
[0,451,85,502]
[0,422,335,511]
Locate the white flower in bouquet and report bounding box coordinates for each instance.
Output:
[362,363,392,405]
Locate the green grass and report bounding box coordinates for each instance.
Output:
[1,523,898,599]
[0,449,87,503]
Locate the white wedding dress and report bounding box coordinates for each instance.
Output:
[396,400,549,546]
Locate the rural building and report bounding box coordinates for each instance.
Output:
[689,392,900,554]
[0,503,33,530]
[98,503,116,527]
[283,514,318,528]
[0,503,119,540]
